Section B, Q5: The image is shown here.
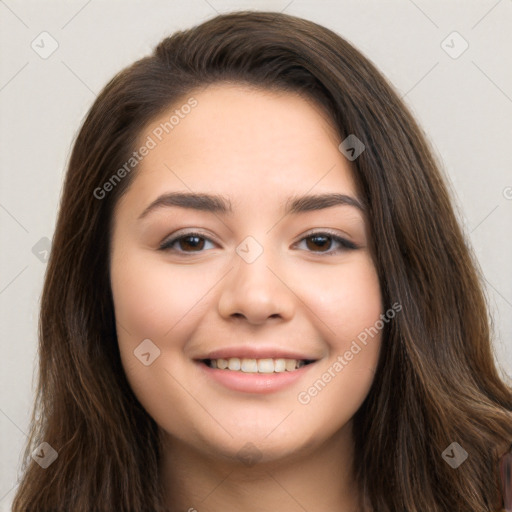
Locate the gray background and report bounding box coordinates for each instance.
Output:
[1,1,511,509]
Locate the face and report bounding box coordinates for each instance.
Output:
[110,83,383,465]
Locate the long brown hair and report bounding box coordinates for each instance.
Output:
[13,10,512,511]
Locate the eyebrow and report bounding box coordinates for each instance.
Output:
[137,191,365,220]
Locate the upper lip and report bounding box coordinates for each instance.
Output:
[196,346,319,361]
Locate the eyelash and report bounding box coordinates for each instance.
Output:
[158,230,358,255]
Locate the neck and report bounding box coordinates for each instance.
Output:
[159,422,362,512]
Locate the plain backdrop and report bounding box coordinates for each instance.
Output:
[1,1,511,509]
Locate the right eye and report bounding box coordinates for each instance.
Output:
[159,232,217,254]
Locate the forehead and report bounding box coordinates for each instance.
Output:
[120,83,359,215]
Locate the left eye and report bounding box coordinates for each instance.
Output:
[295,232,358,254]
[159,231,357,255]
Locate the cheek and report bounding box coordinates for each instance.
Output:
[292,255,383,412]
[110,249,224,411]
[110,250,216,341]
[110,244,384,450]
[298,254,383,346]
[110,251,207,430]
[111,248,383,371]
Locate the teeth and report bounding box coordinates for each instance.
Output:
[274,358,286,372]
[228,358,241,371]
[207,357,311,373]
[285,359,297,371]
[257,358,274,373]
[241,358,258,373]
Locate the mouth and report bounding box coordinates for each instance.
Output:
[199,357,317,373]
[195,355,319,394]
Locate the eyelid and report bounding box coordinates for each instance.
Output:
[158,229,217,251]
[159,228,358,253]
[298,227,352,243]
[293,229,359,252]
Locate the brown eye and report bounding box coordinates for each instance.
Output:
[305,234,333,252]
[296,232,358,255]
[177,235,205,251]
[160,231,357,256]
[160,232,215,253]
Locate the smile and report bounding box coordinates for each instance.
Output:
[202,357,316,373]
[196,357,318,394]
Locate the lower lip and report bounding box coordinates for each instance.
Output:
[196,361,316,394]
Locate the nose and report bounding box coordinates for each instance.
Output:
[217,247,295,325]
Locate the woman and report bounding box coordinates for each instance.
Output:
[13,10,512,512]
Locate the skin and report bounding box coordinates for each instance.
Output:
[110,83,383,512]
